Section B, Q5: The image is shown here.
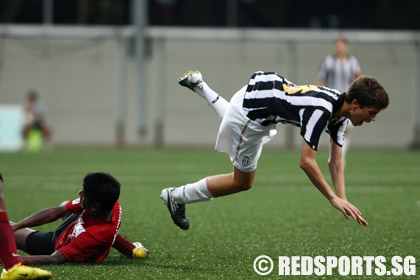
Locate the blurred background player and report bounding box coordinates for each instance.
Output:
[9,172,148,265]
[316,36,361,92]
[0,172,52,279]
[316,36,362,160]
[161,70,389,230]
[23,91,52,150]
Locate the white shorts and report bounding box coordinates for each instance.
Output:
[215,86,277,172]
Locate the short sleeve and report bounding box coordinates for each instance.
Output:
[326,118,349,147]
[66,199,83,215]
[299,108,330,151]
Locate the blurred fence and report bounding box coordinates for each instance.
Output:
[1,25,419,149]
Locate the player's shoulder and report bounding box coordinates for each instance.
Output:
[348,54,360,62]
[319,55,335,69]
[324,54,335,63]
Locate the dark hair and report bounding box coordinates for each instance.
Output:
[345,75,389,110]
[82,172,120,211]
[27,90,38,99]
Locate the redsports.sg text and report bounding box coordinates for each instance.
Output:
[253,255,416,276]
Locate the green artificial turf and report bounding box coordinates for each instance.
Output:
[0,147,419,279]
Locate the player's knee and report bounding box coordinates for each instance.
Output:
[241,183,253,191]
[234,181,253,191]
[232,170,254,191]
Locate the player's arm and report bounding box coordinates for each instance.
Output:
[300,141,336,200]
[316,57,328,86]
[12,204,69,231]
[300,140,368,226]
[328,138,346,200]
[19,250,67,265]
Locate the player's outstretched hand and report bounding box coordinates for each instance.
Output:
[330,196,368,226]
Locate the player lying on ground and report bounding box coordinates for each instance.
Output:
[0,172,52,279]
[161,71,389,230]
[9,172,148,265]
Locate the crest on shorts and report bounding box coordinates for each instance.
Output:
[242,156,250,166]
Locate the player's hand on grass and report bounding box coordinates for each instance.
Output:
[330,196,368,226]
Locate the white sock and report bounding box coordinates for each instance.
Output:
[172,178,213,204]
[194,82,229,120]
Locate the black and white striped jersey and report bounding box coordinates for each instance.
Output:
[242,71,348,150]
[317,55,361,93]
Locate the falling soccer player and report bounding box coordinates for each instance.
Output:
[161,70,389,230]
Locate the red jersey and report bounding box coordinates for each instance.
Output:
[55,199,122,263]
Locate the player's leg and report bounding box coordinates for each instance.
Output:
[161,166,256,230]
[0,176,52,279]
[22,124,31,139]
[161,96,276,230]
[18,212,78,257]
[178,71,229,120]
[170,165,255,199]
[0,220,52,279]
[12,209,76,255]
[206,167,255,197]
[0,175,20,270]
[11,225,36,252]
[0,215,20,270]
[41,124,51,139]
[169,166,254,203]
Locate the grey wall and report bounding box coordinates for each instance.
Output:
[0,28,415,149]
